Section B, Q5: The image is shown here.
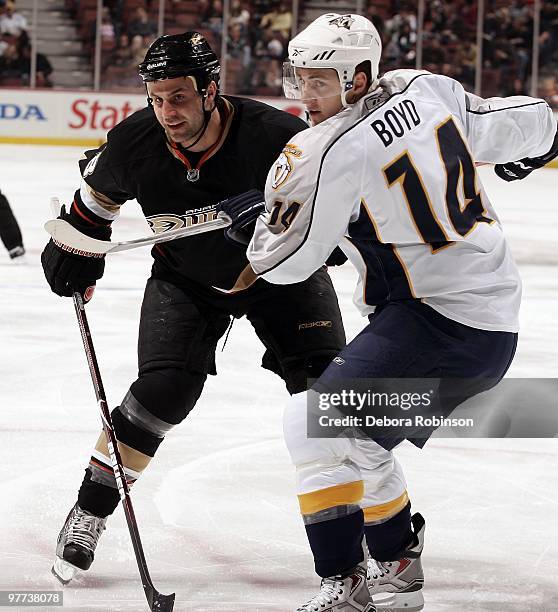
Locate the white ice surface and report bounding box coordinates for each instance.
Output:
[0,144,557,611]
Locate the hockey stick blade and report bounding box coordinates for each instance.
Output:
[149,591,175,612]
[45,216,230,255]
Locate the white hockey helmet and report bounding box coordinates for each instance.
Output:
[284,13,382,102]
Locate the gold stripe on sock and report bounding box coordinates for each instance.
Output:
[362,491,410,524]
[94,432,152,474]
[298,480,364,515]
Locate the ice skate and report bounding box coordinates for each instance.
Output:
[52,503,107,584]
[8,246,26,264]
[367,513,425,611]
[296,562,376,611]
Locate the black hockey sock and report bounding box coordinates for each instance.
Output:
[77,468,120,518]
[364,502,413,561]
[305,509,364,578]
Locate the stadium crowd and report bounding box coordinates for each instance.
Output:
[0,0,557,107]
[91,0,558,104]
[65,0,293,93]
[0,0,53,86]
[372,0,558,103]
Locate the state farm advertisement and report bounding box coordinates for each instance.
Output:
[0,88,305,145]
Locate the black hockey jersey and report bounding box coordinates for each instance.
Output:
[72,96,306,291]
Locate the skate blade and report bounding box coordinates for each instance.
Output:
[373,590,424,612]
[9,257,27,265]
[52,556,80,585]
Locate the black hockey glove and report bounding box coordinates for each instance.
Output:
[325,247,348,267]
[41,205,110,302]
[494,126,558,182]
[216,189,266,247]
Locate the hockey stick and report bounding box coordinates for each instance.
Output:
[72,292,175,612]
[45,216,230,255]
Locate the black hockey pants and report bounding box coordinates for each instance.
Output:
[0,189,23,253]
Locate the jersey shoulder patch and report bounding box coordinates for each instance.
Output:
[271,143,303,190]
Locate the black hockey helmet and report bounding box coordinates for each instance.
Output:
[138,32,220,94]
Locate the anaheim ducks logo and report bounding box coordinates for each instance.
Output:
[147,206,218,234]
[272,143,302,190]
[147,215,185,233]
[328,14,355,30]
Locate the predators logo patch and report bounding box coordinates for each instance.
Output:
[328,15,355,30]
[272,143,302,190]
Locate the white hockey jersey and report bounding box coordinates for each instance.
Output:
[248,70,557,332]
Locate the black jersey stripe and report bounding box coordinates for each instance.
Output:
[73,192,113,227]
[466,100,547,115]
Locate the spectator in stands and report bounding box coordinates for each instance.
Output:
[226,21,251,92]
[382,29,402,67]
[459,0,477,35]
[386,4,417,40]
[198,0,210,23]
[541,3,558,57]
[88,6,117,49]
[0,1,27,37]
[229,0,250,33]
[486,34,511,67]
[17,37,53,87]
[0,41,20,79]
[390,21,416,66]
[251,26,284,93]
[426,0,450,36]
[509,0,529,22]
[202,0,224,38]
[506,15,531,82]
[129,33,150,65]
[100,7,117,46]
[365,4,385,44]
[422,37,446,69]
[260,1,292,40]
[508,77,528,96]
[111,33,134,68]
[453,39,476,89]
[127,7,157,41]
[539,22,555,66]
[105,0,124,24]
[227,22,250,67]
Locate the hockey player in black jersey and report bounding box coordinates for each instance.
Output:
[0,188,25,260]
[41,32,346,584]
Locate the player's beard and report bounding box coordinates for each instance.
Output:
[165,108,205,147]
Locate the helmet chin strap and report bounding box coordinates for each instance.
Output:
[340,78,354,108]
[179,93,214,151]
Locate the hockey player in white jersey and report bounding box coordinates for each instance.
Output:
[217,12,558,612]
